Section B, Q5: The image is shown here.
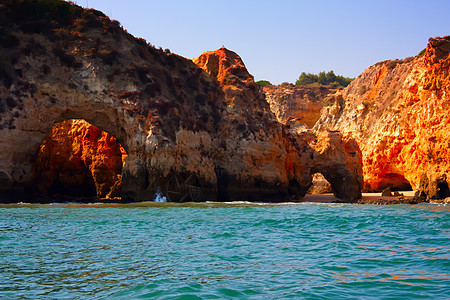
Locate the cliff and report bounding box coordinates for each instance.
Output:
[193,47,292,201]
[263,83,337,128]
[314,36,450,200]
[0,0,224,201]
[194,48,363,201]
[0,0,363,202]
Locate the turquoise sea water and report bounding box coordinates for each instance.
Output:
[0,202,449,299]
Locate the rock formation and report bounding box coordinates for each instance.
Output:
[307,173,333,194]
[33,119,126,199]
[263,83,337,128]
[193,47,363,201]
[193,47,293,201]
[0,0,363,202]
[306,130,363,200]
[0,0,224,202]
[314,36,450,200]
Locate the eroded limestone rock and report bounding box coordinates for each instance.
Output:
[307,173,333,194]
[0,1,223,202]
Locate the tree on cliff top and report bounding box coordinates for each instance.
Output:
[295,71,353,87]
[255,80,272,86]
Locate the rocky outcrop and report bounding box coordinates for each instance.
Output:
[0,0,224,202]
[357,197,420,205]
[0,0,363,202]
[194,48,363,201]
[308,130,363,199]
[193,47,293,201]
[33,120,126,199]
[263,83,337,128]
[314,36,450,200]
[414,169,449,201]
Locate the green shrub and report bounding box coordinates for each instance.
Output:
[4,0,82,33]
[329,81,340,88]
[255,80,272,86]
[295,72,318,85]
[295,70,353,87]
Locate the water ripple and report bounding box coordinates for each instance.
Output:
[0,203,448,298]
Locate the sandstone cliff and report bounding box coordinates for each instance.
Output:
[0,0,363,202]
[193,47,293,201]
[194,48,363,201]
[314,36,450,200]
[263,83,337,128]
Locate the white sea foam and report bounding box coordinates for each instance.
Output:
[154,191,167,202]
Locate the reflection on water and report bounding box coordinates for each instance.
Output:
[328,269,449,286]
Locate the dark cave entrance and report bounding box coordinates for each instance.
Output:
[436,179,449,199]
[32,119,127,200]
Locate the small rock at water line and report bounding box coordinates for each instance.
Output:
[431,197,450,204]
[393,191,403,197]
[381,187,393,197]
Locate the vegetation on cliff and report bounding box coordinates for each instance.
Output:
[295,71,353,87]
[255,80,272,86]
[0,0,387,203]
[2,0,108,34]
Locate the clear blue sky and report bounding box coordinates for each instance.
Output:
[72,0,449,84]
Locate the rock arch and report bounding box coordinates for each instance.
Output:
[32,119,127,200]
[0,1,364,203]
[308,131,364,202]
[0,1,223,202]
[313,167,362,201]
[0,83,139,200]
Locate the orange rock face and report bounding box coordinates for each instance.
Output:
[194,47,363,201]
[34,120,126,199]
[307,173,333,194]
[263,83,337,128]
[193,47,252,88]
[194,47,294,201]
[29,45,363,202]
[315,36,450,199]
